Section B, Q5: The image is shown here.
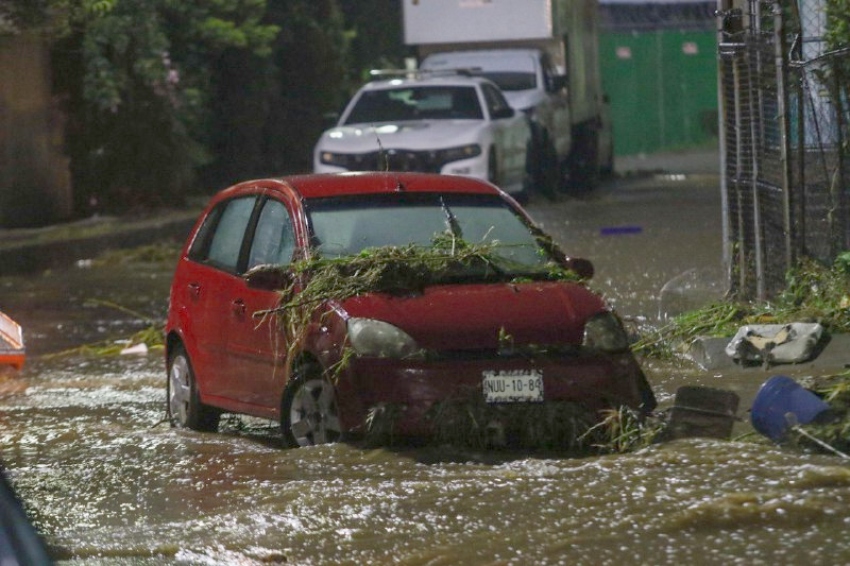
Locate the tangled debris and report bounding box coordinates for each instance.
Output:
[790,371,850,457]
[634,252,850,360]
[87,242,181,266]
[43,300,163,359]
[362,397,664,453]
[427,398,602,451]
[251,233,582,359]
[247,234,624,451]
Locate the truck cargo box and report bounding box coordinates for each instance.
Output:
[402,0,603,126]
[403,0,559,45]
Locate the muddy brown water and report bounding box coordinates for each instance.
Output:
[3,175,850,565]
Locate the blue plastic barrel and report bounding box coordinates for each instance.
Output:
[750,375,831,441]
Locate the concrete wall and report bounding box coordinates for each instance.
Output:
[0,33,72,228]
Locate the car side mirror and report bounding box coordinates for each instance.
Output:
[244,264,294,290]
[492,107,515,120]
[563,256,594,280]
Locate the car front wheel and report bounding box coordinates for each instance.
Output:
[167,345,220,432]
[281,360,342,447]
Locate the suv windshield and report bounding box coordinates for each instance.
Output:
[305,193,552,277]
[478,71,537,91]
[344,86,484,124]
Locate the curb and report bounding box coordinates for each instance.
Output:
[687,334,850,374]
[0,212,199,276]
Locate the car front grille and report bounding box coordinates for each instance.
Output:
[341,150,443,173]
[428,344,585,361]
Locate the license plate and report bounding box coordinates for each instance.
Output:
[482,369,544,403]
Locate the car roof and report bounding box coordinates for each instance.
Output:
[220,172,505,201]
[422,48,540,61]
[420,50,539,73]
[357,73,491,91]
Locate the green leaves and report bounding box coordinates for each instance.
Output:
[85,0,115,17]
[825,0,850,50]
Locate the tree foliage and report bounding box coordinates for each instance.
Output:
[825,0,850,50]
[43,0,285,211]
[2,0,403,214]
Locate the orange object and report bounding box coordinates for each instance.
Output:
[0,311,25,370]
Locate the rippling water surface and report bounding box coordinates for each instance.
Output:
[2,175,849,565]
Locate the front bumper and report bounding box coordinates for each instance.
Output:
[314,150,488,180]
[334,351,655,442]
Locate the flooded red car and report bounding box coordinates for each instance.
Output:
[165,172,655,448]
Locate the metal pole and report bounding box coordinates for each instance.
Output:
[734,62,747,294]
[749,56,765,301]
[834,64,848,254]
[717,0,732,292]
[742,1,763,299]
[797,63,807,257]
[774,1,796,275]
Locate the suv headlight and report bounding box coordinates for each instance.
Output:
[347,318,423,358]
[436,144,482,164]
[319,151,350,167]
[583,312,629,353]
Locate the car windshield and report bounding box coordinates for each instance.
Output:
[478,71,537,91]
[343,86,484,124]
[305,193,553,279]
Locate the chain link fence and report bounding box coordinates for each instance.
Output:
[718,0,849,300]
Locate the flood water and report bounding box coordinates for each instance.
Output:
[3,174,850,565]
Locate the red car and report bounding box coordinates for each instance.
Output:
[165,172,655,448]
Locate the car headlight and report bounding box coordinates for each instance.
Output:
[583,311,630,353]
[347,318,423,358]
[319,151,350,167]
[436,144,482,164]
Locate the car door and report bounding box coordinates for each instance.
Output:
[482,83,528,188]
[180,195,258,401]
[225,196,298,411]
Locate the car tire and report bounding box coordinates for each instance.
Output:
[535,134,559,198]
[601,137,615,177]
[280,359,342,447]
[167,345,221,432]
[564,124,600,194]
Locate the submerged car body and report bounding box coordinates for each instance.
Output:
[165,172,655,448]
[313,74,532,197]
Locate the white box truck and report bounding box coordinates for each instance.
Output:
[406,0,612,193]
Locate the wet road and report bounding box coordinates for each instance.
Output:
[3,174,850,565]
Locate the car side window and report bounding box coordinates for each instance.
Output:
[205,197,256,272]
[482,84,511,119]
[247,199,296,270]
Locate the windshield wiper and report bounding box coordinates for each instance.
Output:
[440,196,463,241]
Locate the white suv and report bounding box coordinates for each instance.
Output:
[313,72,532,197]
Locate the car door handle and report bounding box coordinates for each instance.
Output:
[232,299,246,316]
[188,283,201,298]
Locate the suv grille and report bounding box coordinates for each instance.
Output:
[341,150,442,173]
